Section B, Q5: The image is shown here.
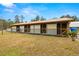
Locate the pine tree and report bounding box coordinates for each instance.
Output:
[21,15,24,23]
[15,15,20,23]
[40,16,46,21]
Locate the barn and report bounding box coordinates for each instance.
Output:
[9,18,74,36]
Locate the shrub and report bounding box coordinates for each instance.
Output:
[68,31,77,41]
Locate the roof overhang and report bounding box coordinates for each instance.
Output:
[11,18,74,27]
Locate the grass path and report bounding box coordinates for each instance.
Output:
[0,31,79,56]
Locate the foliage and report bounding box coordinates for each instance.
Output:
[20,15,24,23]
[0,18,14,30]
[68,31,77,41]
[8,19,14,27]
[35,15,40,21]
[60,14,72,18]
[31,15,46,22]
[14,15,20,23]
[60,14,79,21]
[40,16,46,21]
[14,15,25,23]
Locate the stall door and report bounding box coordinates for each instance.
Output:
[57,23,61,35]
[41,24,47,34]
[16,26,20,32]
[57,22,67,35]
[24,25,27,32]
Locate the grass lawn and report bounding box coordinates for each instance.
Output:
[0,31,79,56]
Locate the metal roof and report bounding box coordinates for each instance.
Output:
[69,21,79,27]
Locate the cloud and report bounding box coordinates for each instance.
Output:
[0,3,16,13]
[60,9,77,16]
[22,7,40,18]
[0,3,16,8]
[4,8,15,13]
[35,4,48,11]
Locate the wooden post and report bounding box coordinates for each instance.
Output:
[2,20,4,35]
[2,28,3,35]
[67,22,70,36]
[60,23,62,36]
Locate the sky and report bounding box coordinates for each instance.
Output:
[0,3,79,22]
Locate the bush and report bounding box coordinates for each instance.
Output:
[68,31,77,41]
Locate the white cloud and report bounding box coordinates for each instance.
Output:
[22,7,40,18]
[60,9,77,16]
[0,3,16,8]
[0,3,16,13]
[4,8,15,13]
[35,4,48,11]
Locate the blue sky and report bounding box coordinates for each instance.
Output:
[0,3,79,22]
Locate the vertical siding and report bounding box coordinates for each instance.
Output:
[47,23,57,35]
[34,25,40,34]
[30,25,35,33]
[20,26,24,32]
[11,26,16,32]
[30,25,41,34]
[6,28,11,31]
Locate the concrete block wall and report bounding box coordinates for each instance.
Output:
[30,25,35,33]
[11,26,16,32]
[30,25,41,34]
[34,25,40,34]
[20,26,24,32]
[6,28,11,32]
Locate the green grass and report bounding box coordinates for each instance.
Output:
[0,31,79,56]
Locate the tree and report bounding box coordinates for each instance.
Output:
[0,18,14,30]
[25,21,27,23]
[15,15,20,23]
[0,19,7,35]
[35,15,40,21]
[40,16,46,21]
[31,19,35,22]
[31,15,46,22]
[8,19,14,27]
[60,14,71,18]
[8,19,11,27]
[72,16,79,21]
[52,17,57,19]
[31,15,40,22]
[20,15,24,23]
[60,15,79,21]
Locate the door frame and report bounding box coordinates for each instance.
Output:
[40,24,47,34]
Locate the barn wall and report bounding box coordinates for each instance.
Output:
[47,23,57,35]
[6,28,11,32]
[34,25,40,34]
[20,26,24,32]
[30,25,41,34]
[30,25,35,33]
[11,26,16,32]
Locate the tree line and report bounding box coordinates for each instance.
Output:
[14,15,46,23]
